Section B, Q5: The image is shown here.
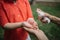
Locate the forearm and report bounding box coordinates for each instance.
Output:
[35,30,48,40]
[4,22,22,29]
[45,13,60,24]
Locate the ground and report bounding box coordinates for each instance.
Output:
[0,3,60,40]
[30,3,60,40]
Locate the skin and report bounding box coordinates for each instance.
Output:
[45,13,60,24]
[27,18,38,29]
[4,22,33,29]
[4,18,37,30]
[37,8,60,24]
[23,27,48,40]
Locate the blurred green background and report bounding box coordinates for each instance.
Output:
[30,3,60,40]
[0,3,60,40]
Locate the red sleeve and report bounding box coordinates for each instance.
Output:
[26,0,34,18]
[0,4,9,27]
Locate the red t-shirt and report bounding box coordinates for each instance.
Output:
[0,0,33,40]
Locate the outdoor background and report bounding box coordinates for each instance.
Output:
[0,0,60,40]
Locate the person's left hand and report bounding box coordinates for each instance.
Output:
[23,26,39,34]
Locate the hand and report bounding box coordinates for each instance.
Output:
[21,22,33,29]
[23,26,39,34]
[38,16,50,23]
[36,8,46,23]
[27,18,38,29]
[36,8,50,23]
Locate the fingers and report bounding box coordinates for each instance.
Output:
[36,8,50,24]
[27,18,35,25]
[22,22,33,29]
[23,27,32,31]
[23,27,30,31]
[27,18,38,29]
[36,8,41,13]
[23,27,34,33]
[23,27,38,34]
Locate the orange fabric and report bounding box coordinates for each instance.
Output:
[0,0,33,40]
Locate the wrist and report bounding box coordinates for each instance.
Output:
[34,29,40,35]
[45,13,51,18]
[34,30,44,35]
[19,22,24,27]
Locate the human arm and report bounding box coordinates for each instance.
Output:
[37,8,60,24]
[45,13,60,24]
[0,3,34,30]
[4,22,22,29]
[3,21,35,30]
[0,8,33,30]
[23,27,48,40]
[34,30,48,40]
[0,9,33,30]
[1,21,33,30]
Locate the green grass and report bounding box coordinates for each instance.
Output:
[30,3,60,40]
[0,3,60,40]
[0,27,4,40]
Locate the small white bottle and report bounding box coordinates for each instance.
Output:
[36,8,50,24]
